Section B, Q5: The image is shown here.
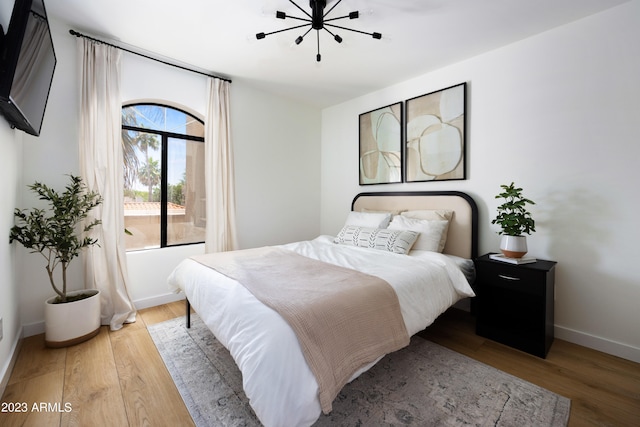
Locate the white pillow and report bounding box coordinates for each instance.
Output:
[344,211,392,228]
[334,226,419,254]
[388,216,449,252]
[401,209,453,222]
[398,209,453,251]
[361,208,405,217]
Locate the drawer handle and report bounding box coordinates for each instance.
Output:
[498,274,521,281]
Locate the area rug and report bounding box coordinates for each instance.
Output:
[148,315,570,426]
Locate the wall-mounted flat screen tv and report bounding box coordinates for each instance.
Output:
[0,0,56,137]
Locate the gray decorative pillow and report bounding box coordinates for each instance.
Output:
[334,226,419,254]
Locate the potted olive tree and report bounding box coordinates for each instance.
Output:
[10,175,103,347]
[491,182,536,258]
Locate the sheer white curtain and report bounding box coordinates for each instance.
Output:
[205,77,238,253]
[77,38,136,330]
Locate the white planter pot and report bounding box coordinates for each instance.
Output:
[45,289,101,348]
[500,235,528,258]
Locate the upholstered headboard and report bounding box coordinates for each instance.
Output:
[352,191,478,259]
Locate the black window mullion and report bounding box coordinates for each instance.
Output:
[122,124,203,143]
[160,134,168,247]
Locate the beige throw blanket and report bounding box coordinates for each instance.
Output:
[191,246,410,413]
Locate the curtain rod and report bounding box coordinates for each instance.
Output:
[69,29,232,83]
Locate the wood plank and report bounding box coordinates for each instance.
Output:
[110,325,195,426]
[138,300,189,326]
[549,339,640,397]
[0,370,64,427]
[60,326,129,426]
[7,334,66,385]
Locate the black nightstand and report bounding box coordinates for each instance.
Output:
[475,253,557,358]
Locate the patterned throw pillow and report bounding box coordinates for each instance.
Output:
[334,226,419,254]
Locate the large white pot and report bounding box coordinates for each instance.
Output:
[500,235,528,258]
[45,289,101,348]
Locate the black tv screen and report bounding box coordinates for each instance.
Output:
[0,0,56,136]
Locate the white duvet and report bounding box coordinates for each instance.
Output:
[167,235,475,427]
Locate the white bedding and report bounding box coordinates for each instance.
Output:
[167,235,475,427]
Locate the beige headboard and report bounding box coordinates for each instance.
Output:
[352,191,478,259]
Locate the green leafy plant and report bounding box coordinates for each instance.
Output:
[491,182,536,236]
[9,175,102,303]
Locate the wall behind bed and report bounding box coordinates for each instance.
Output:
[320,1,640,362]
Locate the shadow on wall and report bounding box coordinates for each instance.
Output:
[540,186,609,268]
[538,186,639,356]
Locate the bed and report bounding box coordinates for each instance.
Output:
[167,191,478,427]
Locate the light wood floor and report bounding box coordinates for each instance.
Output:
[1,301,638,426]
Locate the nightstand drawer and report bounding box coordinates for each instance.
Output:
[476,263,545,296]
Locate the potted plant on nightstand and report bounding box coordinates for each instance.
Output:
[10,175,103,347]
[491,182,536,258]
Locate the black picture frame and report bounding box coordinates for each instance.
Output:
[405,82,466,182]
[358,102,403,185]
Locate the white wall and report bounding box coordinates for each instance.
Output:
[0,101,22,395]
[0,0,25,392]
[17,16,321,326]
[321,1,640,362]
[0,1,23,393]
[231,82,322,249]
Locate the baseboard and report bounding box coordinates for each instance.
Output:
[454,300,639,363]
[22,320,45,338]
[133,292,185,310]
[20,293,186,339]
[0,332,23,399]
[555,325,640,363]
[455,298,638,363]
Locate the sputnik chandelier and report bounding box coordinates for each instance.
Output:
[256,0,382,62]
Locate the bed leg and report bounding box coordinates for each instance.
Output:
[186,298,191,328]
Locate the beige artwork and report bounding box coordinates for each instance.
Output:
[406,83,466,182]
[359,103,402,185]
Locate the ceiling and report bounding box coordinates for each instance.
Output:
[45,0,628,108]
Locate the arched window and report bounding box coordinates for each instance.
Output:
[122,103,205,251]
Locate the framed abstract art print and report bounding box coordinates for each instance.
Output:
[405,83,466,182]
[359,102,403,185]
